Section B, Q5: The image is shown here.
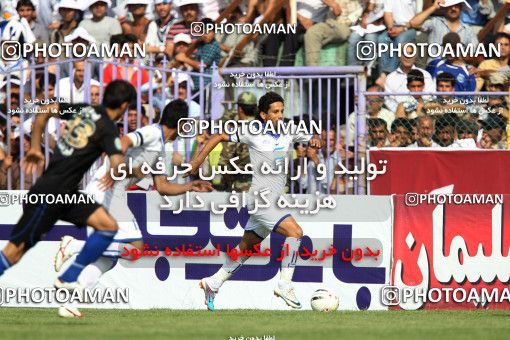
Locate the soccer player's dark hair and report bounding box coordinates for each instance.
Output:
[437,72,455,87]
[16,0,35,11]
[407,69,424,85]
[160,99,189,129]
[258,91,284,120]
[102,80,137,109]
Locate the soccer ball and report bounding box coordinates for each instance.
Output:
[310,289,339,312]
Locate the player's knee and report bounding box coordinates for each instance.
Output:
[3,243,25,264]
[99,218,118,232]
[289,226,303,239]
[132,240,144,251]
[88,209,119,232]
[296,227,304,239]
[108,220,119,232]
[4,252,21,265]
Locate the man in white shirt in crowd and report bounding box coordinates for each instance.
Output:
[60,26,103,79]
[57,60,100,103]
[377,0,419,81]
[410,0,478,47]
[347,0,385,67]
[202,0,225,21]
[368,118,389,147]
[449,119,478,149]
[145,0,176,55]
[90,84,101,106]
[79,0,122,47]
[347,85,395,144]
[300,127,342,194]
[395,69,434,119]
[384,43,436,113]
[407,116,441,147]
[16,0,50,43]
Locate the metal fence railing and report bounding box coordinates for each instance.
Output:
[0,57,214,191]
[2,58,509,195]
[0,60,370,195]
[219,66,367,195]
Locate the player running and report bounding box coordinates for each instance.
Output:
[187,91,321,310]
[54,99,213,291]
[0,80,136,291]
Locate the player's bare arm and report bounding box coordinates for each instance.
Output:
[22,103,60,176]
[153,176,213,195]
[121,134,134,154]
[184,133,230,177]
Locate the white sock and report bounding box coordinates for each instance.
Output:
[77,256,116,288]
[76,242,138,288]
[210,247,250,290]
[279,237,302,285]
[103,241,139,259]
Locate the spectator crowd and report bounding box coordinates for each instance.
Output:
[0,0,510,193]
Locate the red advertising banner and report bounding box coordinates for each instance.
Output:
[391,194,510,310]
[369,150,510,195]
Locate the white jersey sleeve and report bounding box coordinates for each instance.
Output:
[126,124,165,151]
[229,128,255,146]
[84,156,110,205]
[293,131,313,144]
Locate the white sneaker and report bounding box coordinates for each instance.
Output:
[54,278,87,318]
[54,278,86,293]
[57,304,83,318]
[199,278,217,311]
[274,283,302,309]
[54,236,77,272]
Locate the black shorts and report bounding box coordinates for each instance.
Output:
[9,191,101,250]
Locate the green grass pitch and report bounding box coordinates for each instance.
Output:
[1,308,510,340]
